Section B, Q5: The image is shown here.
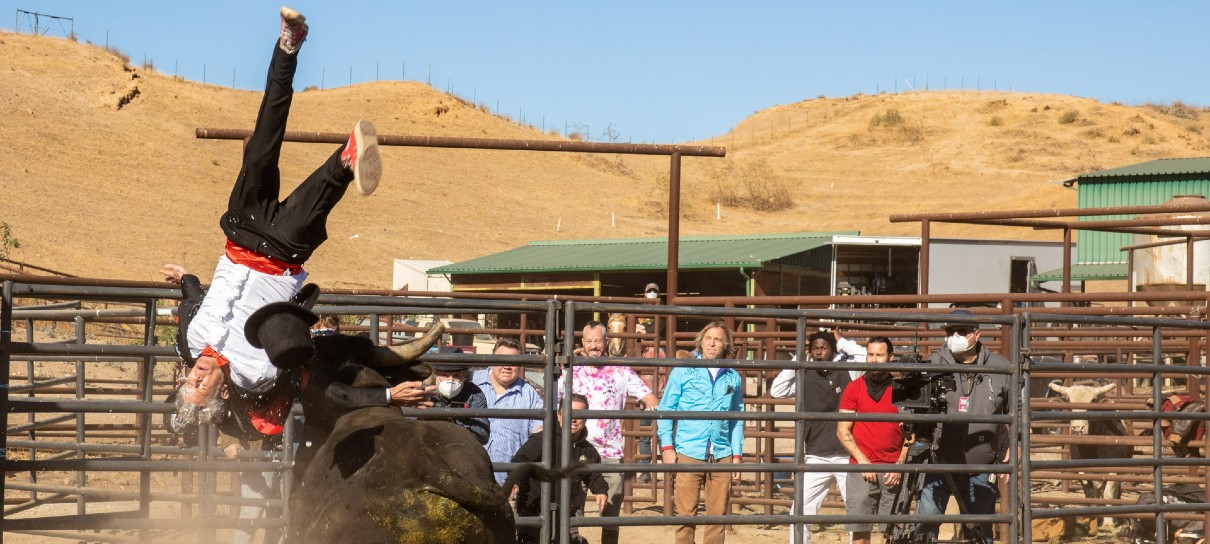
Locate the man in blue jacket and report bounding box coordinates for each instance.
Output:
[657,321,745,544]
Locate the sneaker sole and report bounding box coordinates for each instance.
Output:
[353,120,381,196]
[281,6,306,25]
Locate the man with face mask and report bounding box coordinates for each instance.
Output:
[916,310,1011,544]
[836,337,909,544]
[428,352,490,446]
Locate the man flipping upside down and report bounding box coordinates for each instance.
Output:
[163,6,395,436]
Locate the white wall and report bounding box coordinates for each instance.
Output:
[392,259,452,292]
[927,239,1072,308]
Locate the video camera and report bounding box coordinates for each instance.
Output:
[889,354,956,413]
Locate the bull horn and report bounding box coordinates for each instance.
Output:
[372,321,445,366]
[1094,383,1117,396]
[1048,382,1070,396]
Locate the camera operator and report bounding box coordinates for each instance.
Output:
[916,311,1011,544]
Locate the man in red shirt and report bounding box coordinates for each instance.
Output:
[836,337,909,544]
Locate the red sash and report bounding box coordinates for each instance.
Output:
[224,240,304,276]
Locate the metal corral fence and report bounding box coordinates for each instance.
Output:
[3,276,1210,544]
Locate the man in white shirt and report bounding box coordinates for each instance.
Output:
[167,6,386,435]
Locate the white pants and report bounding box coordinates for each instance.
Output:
[789,455,850,544]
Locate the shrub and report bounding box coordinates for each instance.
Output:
[1083,128,1104,138]
[988,116,1004,127]
[1147,100,1200,120]
[707,159,794,212]
[104,44,130,66]
[1058,110,1079,124]
[869,109,905,129]
[867,109,924,144]
[1123,126,1141,137]
[302,85,318,92]
[0,222,20,261]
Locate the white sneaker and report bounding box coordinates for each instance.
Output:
[341,120,382,196]
[279,6,308,55]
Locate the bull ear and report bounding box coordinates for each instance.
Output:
[371,322,445,367]
[1048,382,1070,396]
[1094,383,1117,396]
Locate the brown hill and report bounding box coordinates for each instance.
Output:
[3,32,1209,288]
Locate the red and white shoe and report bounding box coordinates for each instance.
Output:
[279,6,308,55]
[341,120,382,196]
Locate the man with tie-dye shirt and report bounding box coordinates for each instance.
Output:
[570,321,659,544]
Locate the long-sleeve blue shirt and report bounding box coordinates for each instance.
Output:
[656,364,745,460]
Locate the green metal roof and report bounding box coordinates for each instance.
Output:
[1078,157,1210,180]
[1030,263,1128,283]
[429,232,857,275]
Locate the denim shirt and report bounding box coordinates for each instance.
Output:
[656,363,745,460]
[471,369,544,483]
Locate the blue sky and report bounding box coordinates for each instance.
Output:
[6,1,1209,143]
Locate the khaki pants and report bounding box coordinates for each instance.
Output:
[673,453,733,544]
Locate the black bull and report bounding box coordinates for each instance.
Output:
[290,407,517,543]
[286,331,562,544]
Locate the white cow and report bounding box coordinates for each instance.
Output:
[1048,382,1133,527]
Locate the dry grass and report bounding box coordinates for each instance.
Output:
[3,31,1210,288]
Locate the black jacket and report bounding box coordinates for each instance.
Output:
[511,425,608,519]
[430,381,490,446]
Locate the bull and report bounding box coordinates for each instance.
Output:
[238,299,566,544]
[1048,382,1133,526]
[287,330,561,544]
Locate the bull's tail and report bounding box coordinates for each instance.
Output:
[497,461,583,503]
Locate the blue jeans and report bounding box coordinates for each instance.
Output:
[916,472,998,544]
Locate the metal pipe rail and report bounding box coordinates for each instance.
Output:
[8,281,1210,543]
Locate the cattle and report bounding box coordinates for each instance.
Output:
[1048,382,1134,526]
[289,404,517,543]
[288,329,567,544]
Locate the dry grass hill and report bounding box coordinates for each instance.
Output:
[3,31,1210,288]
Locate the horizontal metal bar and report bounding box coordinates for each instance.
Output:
[1,342,176,357]
[1032,501,1210,519]
[6,459,281,472]
[9,399,173,414]
[195,128,727,157]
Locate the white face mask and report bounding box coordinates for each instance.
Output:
[946,333,972,354]
[436,379,464,399]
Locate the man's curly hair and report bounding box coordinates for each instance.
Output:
[170,384,226,432]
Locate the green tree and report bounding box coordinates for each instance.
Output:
[0,222,20,261]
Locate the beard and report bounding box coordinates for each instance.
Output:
[867,370,892,384]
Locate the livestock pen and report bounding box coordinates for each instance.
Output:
[3,275,1210,543]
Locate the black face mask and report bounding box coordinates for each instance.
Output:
[866,371,893,402]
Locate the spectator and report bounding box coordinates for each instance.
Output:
[512,393,607,544]
[473,337,543,484]
[916,312,1011,544]
[657,321,745,544]
[836,337,909,544]
[769,330,854,544]
[570,321,659,544]
[635,321,663,484]
[428,350,490,445]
